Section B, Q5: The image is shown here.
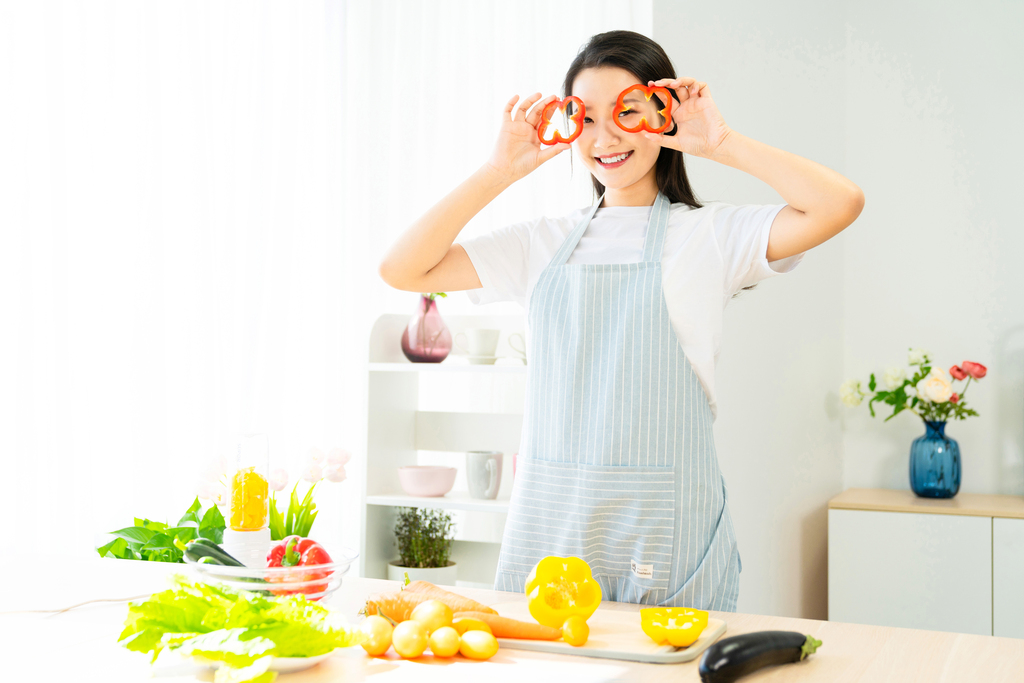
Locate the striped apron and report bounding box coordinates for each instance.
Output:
[493,192,742,611]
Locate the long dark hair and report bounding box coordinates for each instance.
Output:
[562,30,701,209]
[563,31,760,296]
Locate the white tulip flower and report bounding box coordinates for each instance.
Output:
[308,447,326,465]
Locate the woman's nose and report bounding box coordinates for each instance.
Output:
[594,120,622,150]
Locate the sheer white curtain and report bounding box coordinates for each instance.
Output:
[0,0,651,564]
[348,0,654,322]
[1,1,352,560]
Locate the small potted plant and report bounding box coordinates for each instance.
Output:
[388,506,457,585]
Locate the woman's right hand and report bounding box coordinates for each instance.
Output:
[485,93,571,184]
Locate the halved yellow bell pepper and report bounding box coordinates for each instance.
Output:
[640,607,709,647]
[524,556,603,628]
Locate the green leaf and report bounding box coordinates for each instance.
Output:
[97,537,129,558]
[868,374,876,392]
[268,496,284,541]
[111,526,159,544]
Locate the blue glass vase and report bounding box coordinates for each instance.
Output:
[909,420,961,498]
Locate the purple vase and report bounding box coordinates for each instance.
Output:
[401,295,452,363]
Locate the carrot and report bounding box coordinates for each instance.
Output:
[454,611,562,641]
[364,590,427,622]
[403,581,497,615]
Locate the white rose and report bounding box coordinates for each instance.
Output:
[919,367,953,403]
[908,348,929,365]
[840,379,864,407]
[883,366,907,390]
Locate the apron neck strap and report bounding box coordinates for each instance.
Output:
[550,191,672,267]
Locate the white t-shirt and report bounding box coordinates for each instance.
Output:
[459,201,804,420]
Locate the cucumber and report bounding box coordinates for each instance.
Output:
[184,539,245,567]
[698,631,822,683]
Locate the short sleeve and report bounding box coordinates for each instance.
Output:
[713,203,804,296]
[458,219,532,307]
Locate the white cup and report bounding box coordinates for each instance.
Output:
[508,333,527,364]
[466,451,503,500]
[455,328,500,358]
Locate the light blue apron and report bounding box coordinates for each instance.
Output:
[494,192,742,611]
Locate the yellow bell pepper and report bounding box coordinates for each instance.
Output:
[524,556,603,628]
[640,607,709,647]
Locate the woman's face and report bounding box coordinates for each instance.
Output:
[571,66,667,194]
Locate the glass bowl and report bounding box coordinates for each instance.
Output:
[183,542,358,601]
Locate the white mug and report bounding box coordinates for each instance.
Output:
[466,451,503,500]
[455,328,500,358]
[508,333,527,364]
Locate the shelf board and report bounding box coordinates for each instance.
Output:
[366,492,511,513]
[369,362,526,374]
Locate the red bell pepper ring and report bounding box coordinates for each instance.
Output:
[266,535,334,598]
[538,96,586,145]
[613,84,674,134]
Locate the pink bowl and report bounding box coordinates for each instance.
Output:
[398,466,457,497]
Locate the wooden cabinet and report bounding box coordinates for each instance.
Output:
[828,488,1024,637]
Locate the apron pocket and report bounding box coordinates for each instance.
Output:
[506,458,679,604]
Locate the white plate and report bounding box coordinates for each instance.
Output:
[195,651,335,673]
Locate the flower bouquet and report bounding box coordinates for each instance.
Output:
[840,348,987,498]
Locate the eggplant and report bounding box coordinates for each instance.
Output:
[698,630,822,683]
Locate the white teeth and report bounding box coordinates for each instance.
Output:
[597,152,629,164]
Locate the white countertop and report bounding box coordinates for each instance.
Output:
[4,557,1024,682]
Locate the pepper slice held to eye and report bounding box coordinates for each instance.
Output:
[640,607,709,647]
[538,96,586,145]
[524,556,602,628]
[613,84,674,134]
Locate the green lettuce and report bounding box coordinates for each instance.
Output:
[119,575,363,683]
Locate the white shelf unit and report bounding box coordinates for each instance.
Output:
[361,313,527,589]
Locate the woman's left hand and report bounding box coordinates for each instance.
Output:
[644,77,732,159]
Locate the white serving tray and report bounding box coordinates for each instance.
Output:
[490,601,727,664]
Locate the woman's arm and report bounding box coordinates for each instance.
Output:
[378,165,509,293]
[379,93,570,293]
[706,130,864,262]
[648,77,864,262]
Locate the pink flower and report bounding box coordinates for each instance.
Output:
[327,448,352,467]
[961,361,987,379]
[302,464,323,483]
[323,463,347,483]
[949,365,967,381]
[268,468,289,492]
[951,393,959,404]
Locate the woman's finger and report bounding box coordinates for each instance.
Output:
[538,141,571,164]
[526,94,559,128]
[644,131,682,153]
[515,92,543,122]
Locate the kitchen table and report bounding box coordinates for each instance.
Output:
[3,558,1023,682]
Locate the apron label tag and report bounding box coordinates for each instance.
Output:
[631,559,654,579]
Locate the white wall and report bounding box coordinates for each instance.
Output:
[654,0,847,620]
[655,0,1024,620]
[840,1,1024,497]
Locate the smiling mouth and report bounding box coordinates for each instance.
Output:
[595,151,633,166]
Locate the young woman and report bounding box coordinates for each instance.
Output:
[379,31,862,611]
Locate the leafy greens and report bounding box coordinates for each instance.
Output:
[119,575,362,683]
[97,497,225,563]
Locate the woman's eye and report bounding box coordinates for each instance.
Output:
[583,117,592,123]
[620,110,636,117]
